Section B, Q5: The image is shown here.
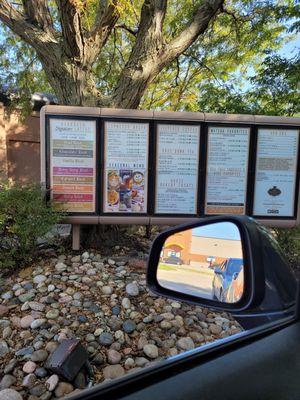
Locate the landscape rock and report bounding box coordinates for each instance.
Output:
[102,364,125,379]
[143,344,159,359]
[0,389,23,400]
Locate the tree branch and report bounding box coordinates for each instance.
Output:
[86,0,120,62]
[21,0,55,35]
[160,0,224,68]
[0,0,58,54]
[55,0,86,60]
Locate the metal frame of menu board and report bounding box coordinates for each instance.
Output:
[203,123,254,217]
[250,125,300,220]
[101,118,153,216]
[45,114,100,216]
[41,106,300,231]
[153,120,202,217]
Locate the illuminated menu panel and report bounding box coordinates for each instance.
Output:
[155,124,200,214]
[205,126,250,215]
[50,118,96,213]
[253,128,299,217]
[103,121,149,213]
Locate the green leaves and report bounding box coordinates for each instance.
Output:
[0,183,63,273]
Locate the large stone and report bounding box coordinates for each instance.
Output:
[23,361,36,373]
[0,389,23,400]
[45,310,59,319]
[55,263,67,273]
[30,319,46,329]
[143,344,159,359]
[18,292,35,303]
[122,320,136,334]
[0,305,9,317]
[46,374,59,392]
[22,374,37,388]
[176,337,195,351]
[31,350,48,362]
[28,302,45,312]
[125,283,139,297]
[0,340,9,357]
[29,384,47,396]
[33,275,47,284]
[0,375,16,389]
[54,382,74,398]
[107,349,122,365]
[20,315,34,329]
[98,332,114,346]
[102,364,125,379]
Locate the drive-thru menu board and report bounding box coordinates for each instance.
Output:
[103,121,149,213]
[253,128,299,217]
[49,118,96,212]
[155,124,200,214]
[205,126,250,215]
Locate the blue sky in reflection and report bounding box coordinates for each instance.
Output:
[192,222,241,241]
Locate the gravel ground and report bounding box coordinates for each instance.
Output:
[0,247,242,400]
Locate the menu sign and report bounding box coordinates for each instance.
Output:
[49,118,96,212]
[104,121,149,213]
[253,128,299,217]
[155,124,200,214]
[205,126,250,215]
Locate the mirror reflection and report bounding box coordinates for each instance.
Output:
[157,222,244,303]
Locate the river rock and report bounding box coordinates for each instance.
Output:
[46,374,59,391]
[0,375,16,389]
[102,364,125,379]
[54,382,74,397]
[125,283,139,296]
[143,344,159,359]
[0,389,23,400]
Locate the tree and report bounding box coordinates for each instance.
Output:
[0,0,295,110]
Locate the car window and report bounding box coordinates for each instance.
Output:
[0,227,243,399]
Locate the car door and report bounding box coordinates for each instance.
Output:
[68,216,299,400]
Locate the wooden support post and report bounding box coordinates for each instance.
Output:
[72,224,80,251]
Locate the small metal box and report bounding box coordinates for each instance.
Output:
[46,339,88,381]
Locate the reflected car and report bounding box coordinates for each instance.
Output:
[212,258,243,302]
[226,268,244,303]
[163,256,183,265]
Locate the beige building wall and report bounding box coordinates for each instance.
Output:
[190,236,243,259]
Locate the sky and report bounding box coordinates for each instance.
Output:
[192,222,241,241]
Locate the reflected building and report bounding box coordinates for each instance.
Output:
[162,229,243,266]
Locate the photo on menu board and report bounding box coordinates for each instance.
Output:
[103,121,149,213]
[106,169,146,212]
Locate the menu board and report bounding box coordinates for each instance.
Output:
[253,128,299,217]
[49,118,96,213]
[205,126,250,215]
[103,121,149,213]
[155,124,200,214]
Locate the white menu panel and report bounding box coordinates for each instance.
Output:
[49,118,96,213]
[104,121,149,213]
[253,128,299,217]
[155,124,200,214]
[205,126,250,215]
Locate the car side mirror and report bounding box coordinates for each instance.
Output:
[147,216,297,316]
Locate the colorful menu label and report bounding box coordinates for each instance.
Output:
[104,121,149,213]
[155,124,200,214]
[253,128,299,217]
[49,119,96,213]
[205,126,250,215]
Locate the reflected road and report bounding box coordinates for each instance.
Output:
[157,264,214,299]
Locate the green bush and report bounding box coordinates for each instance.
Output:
[0,183,62,273]
[274,226,300,270]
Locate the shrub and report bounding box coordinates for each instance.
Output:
[274,226,300,271]
[0,183,62,273]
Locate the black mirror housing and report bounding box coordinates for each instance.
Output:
[147,215,297,317]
